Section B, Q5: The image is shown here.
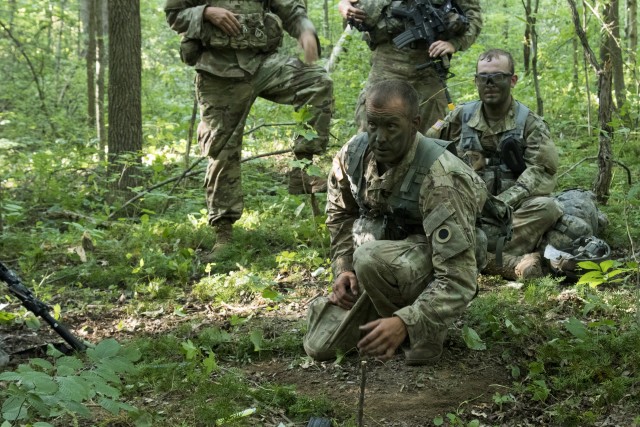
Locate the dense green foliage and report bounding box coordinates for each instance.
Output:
[1,0,639,425]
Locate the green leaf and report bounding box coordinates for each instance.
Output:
[564,317,588,339]
[181,340,199,360]
[56,355,84,374]
[33,422,55,427]
[99,397,123,415]
[599,259,617,272]
[25,315,41,330]
[21,371,58,394]
[576,260,601,271]
[461,325,486,350]
[30,358,54,372]
[261,287,279,301]
[94,365,122,384]
[2,395,27,420]
[91,339,122,360]
[250,329,265,352]
[203,351,219,375]
[56,376,92,402]
[0,372,23,381]
[433,417,444,426]
[60,400,92,418]
[100,357,136,374]
[119,345,142,362]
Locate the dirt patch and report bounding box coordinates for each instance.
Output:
[247,342,510,426]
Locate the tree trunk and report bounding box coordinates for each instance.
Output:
[572,37,580,88]
[107,0,142,198]
[607,0,628,124]
[595,2,615,203]
[626,0,637,73]
[322,0,330,42]
[85,0,97,127]
[531,0,543,115]
[523,0,532,74]
[96,0,106,155]
[568,0,613,203]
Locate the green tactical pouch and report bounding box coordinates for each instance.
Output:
[179,36,203,66]
[206,12,282,52]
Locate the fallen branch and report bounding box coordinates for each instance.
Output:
[558,156,631,185]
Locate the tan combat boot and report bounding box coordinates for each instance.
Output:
[483,252,544,280]
[403,329,447,366]
[288,167,327,195]
[201,220,233,263]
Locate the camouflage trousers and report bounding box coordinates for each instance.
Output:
[196,53,333,226]
[504,196,563,257]
[304,238,451,361]
[354,44,450,133]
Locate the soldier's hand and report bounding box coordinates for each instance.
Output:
[357,317,407,361]
[429,40,455,58]
[328,271,359,310]
[204,6,242,36]
[338,0,366,23]
[298,30,319,64]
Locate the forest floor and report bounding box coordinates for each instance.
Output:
[1,279,511,427]
[1,276,638,427]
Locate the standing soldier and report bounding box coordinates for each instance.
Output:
[164,0,334,258]
[339,0,482,132]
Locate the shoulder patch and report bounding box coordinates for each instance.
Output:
[435,225,452,243]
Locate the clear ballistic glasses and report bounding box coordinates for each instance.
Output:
[474,72,513,85]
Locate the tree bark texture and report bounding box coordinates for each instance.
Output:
[85,0,97,127]
[96,0,106,154]
[108,0,142,194]
[606,0,628,124]
[568,0,613,203]
[522,0,531,74]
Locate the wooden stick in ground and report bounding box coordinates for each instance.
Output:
[357,360,367,427]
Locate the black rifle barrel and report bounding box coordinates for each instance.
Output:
[0,262,87,352]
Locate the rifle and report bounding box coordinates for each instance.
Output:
[391,0,468,110]
[0,262,87,352]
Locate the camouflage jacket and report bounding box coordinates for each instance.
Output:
[327,133,486,327]
[164,0,315,77]
[426,98,559,208]
[356,0,482,53]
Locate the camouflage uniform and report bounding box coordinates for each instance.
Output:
[164,0,333,226]
[353,0,482,132]
[304,132,487,361]
[426,98,562,257]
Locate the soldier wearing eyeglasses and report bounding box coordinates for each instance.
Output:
[426,49,562,280]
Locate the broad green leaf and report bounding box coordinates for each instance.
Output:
[61,400,92,418]
[250,329,264,352]
[56,355,84,372]
[599,259,618,272]
[30,358,54,372]
[33,423,55,427]
[433,417,444,426]
[25,315,41,330]
[56,376,91,402]
[576,260,600,271]
[181,340,198,360]
[94,365,122,384]
[87,338,121,362]
[203,351,218,375]
[0,372,23,381]
[261,287,279,301]
[564,317,588,339]
[99,397,123,415]
[461,325,486,350]
[21,371,58,394]
[101,357,136,373]
[119,345,142,362]
[2,395,27,421]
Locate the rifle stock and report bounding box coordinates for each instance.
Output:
[0,262,87,352]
